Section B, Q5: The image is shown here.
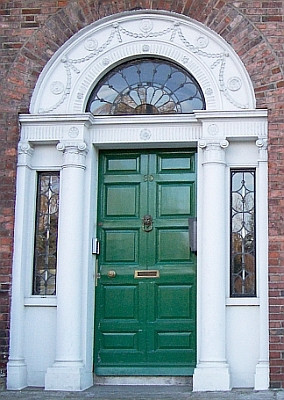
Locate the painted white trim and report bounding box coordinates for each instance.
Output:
[24,297,57,307]
[7,144,34,389]
[254,139,269,389]
[193,139,231,391]
[44,141,93,391]
[226,298,260,306]
[19,110,267,144]
[11,110,269,391]
[8,10,269,392]
[30,11,255,114]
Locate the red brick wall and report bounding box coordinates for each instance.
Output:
[0,0,283,389]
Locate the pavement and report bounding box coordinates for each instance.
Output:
[0,386,284,400]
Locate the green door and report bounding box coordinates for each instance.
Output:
[94,150,197,375]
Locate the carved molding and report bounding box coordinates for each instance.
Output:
[19,114,94,142]
[199,139,229,164]
[21,124,65,142]
[19,110,267,145]
[30,11,256,115]
[57,141,88,169]
[92,123,201,144]
[18,141,33,155]
[207,123,219,137]
[17,141,34,167]
[256,138,268,162]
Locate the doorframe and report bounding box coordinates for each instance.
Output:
[8,9,269,392]
[7,109,268,392]
[94,148,198,377]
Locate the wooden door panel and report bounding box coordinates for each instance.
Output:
[95,150,196,375]
[98,330,146,364]
[157,154,194,172]
[156,285,194,319]
[158,184,193,216]
[102,285,138,319]
[104,230,139,263]
[105,154,141,173]
[155,332,193,349]
[105,184,140,217]
[157,229,191,262]
[146,279,196,368]
[96,280,147,368]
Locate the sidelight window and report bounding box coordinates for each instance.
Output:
[33,172,60,295]
[230,169,256,297]
[86,58,205,115]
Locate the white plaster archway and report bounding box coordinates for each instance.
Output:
[8,10,269,393]
[31,10,255,114]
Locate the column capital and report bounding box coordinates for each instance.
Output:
[198,139,229,149]
[17,141,34,167]
[256,138,268,162]
[199,139,229,164]
[56,141,88,169]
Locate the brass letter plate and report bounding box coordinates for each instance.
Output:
[134,270,160,278]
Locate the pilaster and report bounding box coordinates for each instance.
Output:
[7,142,34,389]
[45,141,93,391]
[193,139,231,391]
[254,139,269,389]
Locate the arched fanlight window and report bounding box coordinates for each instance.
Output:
[86,58,205,115]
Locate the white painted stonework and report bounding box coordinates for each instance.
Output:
[8,11,268,392]
[31,11,255,114]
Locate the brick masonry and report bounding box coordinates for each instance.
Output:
[0,0,283,389]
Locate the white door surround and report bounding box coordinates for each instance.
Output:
[30,10,256,114]
[7,11,268,392]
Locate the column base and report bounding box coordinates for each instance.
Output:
[45,362,93,391]
[7,359,27,390]
[193,362,231,391]
[254,361,269,390]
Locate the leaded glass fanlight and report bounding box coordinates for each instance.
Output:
[86,58,205,115]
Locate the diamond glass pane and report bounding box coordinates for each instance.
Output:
[230,170,256,297]
[86,59,205,115]
[33,172,60,295]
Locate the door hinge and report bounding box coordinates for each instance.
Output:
[92,238,100,255]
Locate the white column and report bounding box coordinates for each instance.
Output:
[193,140,231,391]
[45,141,93,391]
[254,139,269,389]
[7,142,33,389]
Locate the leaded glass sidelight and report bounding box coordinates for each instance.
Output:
[33,172,60,295]
[86,58,205,115]
[230,169,256,297]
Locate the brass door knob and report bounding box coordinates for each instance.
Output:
[107,270,116,278]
